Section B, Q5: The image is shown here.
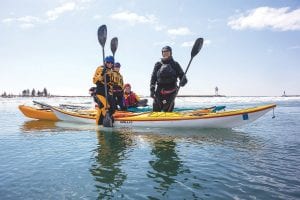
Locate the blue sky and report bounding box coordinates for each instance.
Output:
[1,0,299,96]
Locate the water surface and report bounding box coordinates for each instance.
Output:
[0,97,299,199]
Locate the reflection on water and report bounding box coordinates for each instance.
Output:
[20,120,57,132]
[19,121,263,199]
[20,120,97,133]
[147,138,191,198]
[20,121,260,153]
[126,127,262,152]
[89,130,133,199]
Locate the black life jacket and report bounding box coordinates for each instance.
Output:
[157,63,177,84]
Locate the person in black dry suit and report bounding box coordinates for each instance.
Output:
[150,46,187,112]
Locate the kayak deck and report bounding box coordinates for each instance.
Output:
[117,104,276,121]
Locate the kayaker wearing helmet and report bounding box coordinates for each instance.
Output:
[92,55,116,125]
[111,62,126,110]
[150,46,187,112]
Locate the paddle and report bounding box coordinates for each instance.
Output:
[110,37,118,58]
[98,25,107,63]
[168,38,204,112]
[33,100,52,109]
[97,25,112,127]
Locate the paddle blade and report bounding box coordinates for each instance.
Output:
[103,113,113,127]
[97,25,107,47]
[110,37,118,56]
[191,38,204,58]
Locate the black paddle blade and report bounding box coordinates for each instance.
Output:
[97,25,107,47]
[110,37,118,56]
[191,38,204,58]
[103,113,113,127]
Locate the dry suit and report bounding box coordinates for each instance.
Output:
[93,66,115,125]
[150,57,187,112]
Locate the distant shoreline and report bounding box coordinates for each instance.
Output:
[1,94,300,98]
[177,95,226,97]
[281,95,300,97]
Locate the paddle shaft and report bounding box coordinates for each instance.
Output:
[168,57,194,111]
[167,38,203,112]
[98,25,109,109]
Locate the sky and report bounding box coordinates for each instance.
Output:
[0,0,299,96]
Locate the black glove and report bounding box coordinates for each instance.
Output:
[150,86,155,98]
[179,76,187,87]
[89,87,96,96]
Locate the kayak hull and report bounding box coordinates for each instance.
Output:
[19,105,59,121]
[116,107,271,128]
[51,104,276,129]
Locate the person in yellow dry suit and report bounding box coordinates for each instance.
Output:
[111,62,126,110]
[92,56,116,125]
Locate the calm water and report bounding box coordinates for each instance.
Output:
[0,97,299,199]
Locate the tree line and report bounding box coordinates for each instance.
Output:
[1,88,50,97]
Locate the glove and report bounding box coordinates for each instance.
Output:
[89,87,96,96]
[179,76,187,87]
[150,86,155,98]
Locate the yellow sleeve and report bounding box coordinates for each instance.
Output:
[93,66,104,84]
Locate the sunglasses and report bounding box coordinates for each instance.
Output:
[106,62,113,64]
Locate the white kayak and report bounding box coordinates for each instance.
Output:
[50,104,276,129]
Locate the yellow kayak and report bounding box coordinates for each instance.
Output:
[19,105,59,121]
[51,104,276,128]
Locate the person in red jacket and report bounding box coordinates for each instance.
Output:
[123,83,140,108]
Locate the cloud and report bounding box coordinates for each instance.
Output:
[181,41,194,47]
[228,7,300,31]
[110,11,157,25]
[2,18,14,23]
[46,2,76,21]
[20,23,35,29]
[110,10,194,37]
[204,40,211,45]
[167,27,193,36]
[93,14,102,19]
[18,16,42,23]
[2,15,42,28]
[2,1,90,28]
[182,39,211,47]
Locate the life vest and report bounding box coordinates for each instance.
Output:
[93,66,113,85]
[124,92,139,107]
[157,63,177,84]
[111,71,124,89]
[93,66,113,95]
